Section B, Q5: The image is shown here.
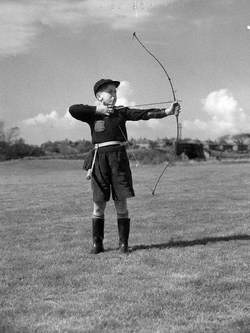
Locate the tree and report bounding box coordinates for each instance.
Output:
[6,126,20,143]
[0,121,44,160]
[75,139,93,153]
[0,121,5,141]
[217,134,231,144]
[232,133,250,145]
[148,140,158,149]
[0,121,20,143]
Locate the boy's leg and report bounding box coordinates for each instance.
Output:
[114,199,130,253]
[114,199,128,219]
[91,201,106,254]
[93,201,106,219]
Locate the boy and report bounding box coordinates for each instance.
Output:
[69,79,180,254]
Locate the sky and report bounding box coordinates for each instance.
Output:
[0,0,250,144]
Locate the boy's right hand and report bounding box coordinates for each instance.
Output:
[96,104,114,116]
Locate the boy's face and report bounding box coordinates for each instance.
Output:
[96,83,117,106]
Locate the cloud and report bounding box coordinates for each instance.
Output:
[22,109,78,128]
[44,0,177,28]
[82,0,176,29]
[20,108,86,144]
[183,89,250,139]
[0,2,40,56]
[0,0,177,56]
[116,81,135,107]
[21,80,135,138]
[22,110,57,125]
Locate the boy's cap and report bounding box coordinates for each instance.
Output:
[94,79,120,96]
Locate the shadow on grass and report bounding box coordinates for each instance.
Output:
[131,234,250,252]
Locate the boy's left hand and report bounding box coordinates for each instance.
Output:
[165,102,181,117]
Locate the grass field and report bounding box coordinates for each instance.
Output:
[0,159,250,333]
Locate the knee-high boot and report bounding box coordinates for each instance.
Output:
[91,218,104,254]
[117,218,130,253]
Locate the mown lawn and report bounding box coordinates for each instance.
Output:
[0,159,250,333]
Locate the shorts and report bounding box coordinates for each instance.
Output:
[91,145,135,202]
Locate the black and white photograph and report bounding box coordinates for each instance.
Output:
[0,0,250,332]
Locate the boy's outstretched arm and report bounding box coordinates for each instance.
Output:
[120,102,181,121]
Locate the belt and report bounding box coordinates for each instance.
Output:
[87,141,125,180]
[94,141,124,149]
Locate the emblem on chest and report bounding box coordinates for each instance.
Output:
[94,120,105,132]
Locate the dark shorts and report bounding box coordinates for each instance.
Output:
[91,145,135,202]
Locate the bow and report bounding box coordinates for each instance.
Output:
[132,32,180,195]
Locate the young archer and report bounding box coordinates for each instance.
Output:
[69,79,180,254]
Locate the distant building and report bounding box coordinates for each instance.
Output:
[208,143,220,151]
[176,142,205,160]
[221,144,234,151]
[237,144,248,152]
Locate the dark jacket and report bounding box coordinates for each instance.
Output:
[69,105,166,144]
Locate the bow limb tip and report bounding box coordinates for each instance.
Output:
[132,32,136,39]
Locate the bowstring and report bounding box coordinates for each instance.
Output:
[132,32,179,195]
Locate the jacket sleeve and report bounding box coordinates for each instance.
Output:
[119,107,166,121]
[68,104,96,123]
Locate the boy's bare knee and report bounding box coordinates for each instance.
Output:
[93,201,106,219]
[114,200,129,219]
